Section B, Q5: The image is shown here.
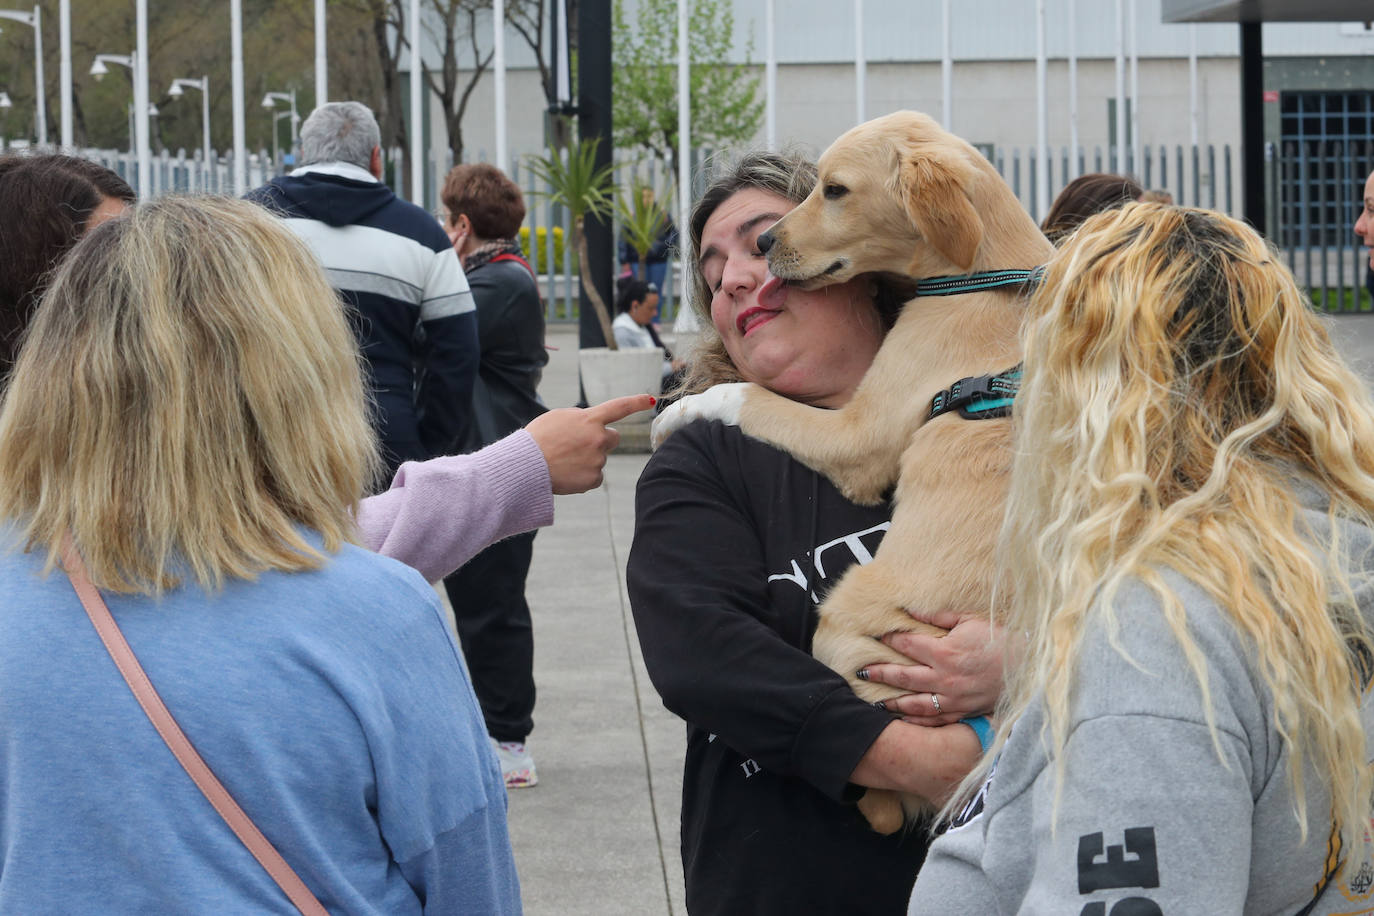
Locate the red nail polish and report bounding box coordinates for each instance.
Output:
[648,396,657,405]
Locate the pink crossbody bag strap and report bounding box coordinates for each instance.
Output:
[61,535,329,916]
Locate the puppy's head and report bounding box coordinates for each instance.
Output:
[762,110,991,286]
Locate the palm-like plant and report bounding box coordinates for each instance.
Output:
[526,138,619,349]
[616,179,673,282]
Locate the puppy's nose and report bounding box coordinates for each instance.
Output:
[757,230,776,254]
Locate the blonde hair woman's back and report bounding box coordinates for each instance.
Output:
[0,196,520,913]
[911,202,1374,912]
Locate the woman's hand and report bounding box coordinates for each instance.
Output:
[859,613,1008,724]
[525,395,657,494]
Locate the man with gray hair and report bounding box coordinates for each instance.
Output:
[247,101,478,476]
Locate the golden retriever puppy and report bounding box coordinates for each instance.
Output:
[653,111,1054,833]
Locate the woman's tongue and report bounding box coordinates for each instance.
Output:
[758,273,788,307]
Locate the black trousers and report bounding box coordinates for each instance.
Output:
[443,531,537,742]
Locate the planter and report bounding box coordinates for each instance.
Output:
[579,346,662,428]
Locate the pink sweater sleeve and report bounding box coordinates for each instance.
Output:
[355,430,554,582]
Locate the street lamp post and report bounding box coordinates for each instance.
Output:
[0,91,12,148]
[261,89,298,163]
[0,5,45,146]
[92,50,151,196]
[169,76,211,187]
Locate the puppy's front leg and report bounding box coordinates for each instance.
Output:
[812,562,947,705]
[652,382,912,504]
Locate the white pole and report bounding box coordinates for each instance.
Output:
[202,78,211,181]
[555,0,569,106]
[32,5,45,145]
[678,0,690,271]
[1035,0,1048,219]
[135,0,150,195]
[231,0,246,192]
[941,0,952,131]
[765,0,775,148]
[410,0,423,204]
[59,0,71,147]
[495,0,507,172]
[315,0,327,105]
[1114,0,1125,174]
[1128,0,1139,176]
[1068,0,1079,178]
[1188,23,1198,148]
[853,0,865,124]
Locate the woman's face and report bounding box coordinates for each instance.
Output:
[631,291,660,326]
[698,188,883,408]
[89,195,130,228]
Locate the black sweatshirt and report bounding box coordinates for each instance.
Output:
[628,420,931,915]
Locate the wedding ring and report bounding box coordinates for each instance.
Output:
[931,693,942,714]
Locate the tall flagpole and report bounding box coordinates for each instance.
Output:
[410,0,423,204]
[1189,23,1199,148]
[853,0,865,124]
[1035,0,1048,219]
[134,0,150,194]
[231,0,246,191]
[315,0,327,105]
[495,0,507,172]
[1129,0,1140,175]
[765,0,775,148]
[678,0,690,255]
[59,0,71,147]
[941,0,952,130]
[1068,0,1079,178]
[1114,0,1126,173]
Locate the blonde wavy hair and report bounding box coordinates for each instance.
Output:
[958,202,1374,869]
[0,195,379,594]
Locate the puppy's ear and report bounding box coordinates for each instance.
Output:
[899,147,984,270]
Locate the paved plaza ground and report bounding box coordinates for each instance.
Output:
[464,313,1374,916]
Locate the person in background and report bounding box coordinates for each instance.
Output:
[246,101,479,476]
[0,195,520,913]
[0,154,134,378]
[628,151,1006,914]
[0,151,652,591]
[618,185,678,293]
[613,275,686,394]
[440,161,548,788]
[1356,166,1374,305]
[1040,171,1143,244]
[910,203,1374,912]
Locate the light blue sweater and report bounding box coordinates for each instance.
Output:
[0,530,521,914]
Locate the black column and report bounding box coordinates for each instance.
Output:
[1240,21,1264,231]
[578,0,613,352]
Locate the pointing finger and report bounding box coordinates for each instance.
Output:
[584,394,657,424]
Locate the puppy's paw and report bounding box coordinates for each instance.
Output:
[650,383,751,449]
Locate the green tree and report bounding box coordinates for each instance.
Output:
[615,178,671,282]
[611,0,763,179]
[526,138,618,348]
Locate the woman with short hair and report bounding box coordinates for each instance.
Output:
[0,195,520,913]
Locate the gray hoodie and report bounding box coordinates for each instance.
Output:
[909,483,1374,914]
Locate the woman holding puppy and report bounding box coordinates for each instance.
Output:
[627,152,1005,914]
[910,204,1374,911]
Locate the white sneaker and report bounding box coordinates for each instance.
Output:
[491,739,538,788]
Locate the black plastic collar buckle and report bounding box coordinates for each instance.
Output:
[928,367,1022,421]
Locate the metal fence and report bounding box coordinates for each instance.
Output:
[61,138,1374,320]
